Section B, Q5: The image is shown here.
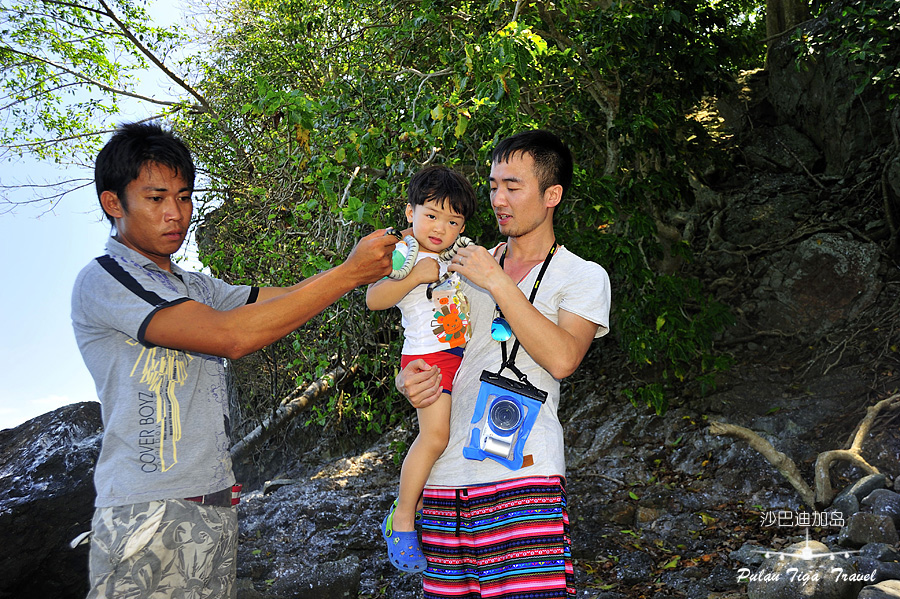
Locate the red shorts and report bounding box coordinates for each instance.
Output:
[401,350,463,393]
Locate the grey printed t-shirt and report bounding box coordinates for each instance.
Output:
[71,238,256,508]
[427,244,611,487]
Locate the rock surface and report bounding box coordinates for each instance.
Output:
[0,402,101,599]
[858,579,900,599]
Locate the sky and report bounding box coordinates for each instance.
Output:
[0,181,108,429]
[0,0,190,430]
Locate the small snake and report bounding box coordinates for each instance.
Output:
[438,235,473,262]
[385,228,472,281]
[385,228,419,280]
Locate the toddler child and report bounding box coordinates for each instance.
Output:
[366,164,476,573]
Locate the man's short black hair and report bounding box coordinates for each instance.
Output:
[491,130,573,199]
[95,122,196,224]
[407,165,477,221]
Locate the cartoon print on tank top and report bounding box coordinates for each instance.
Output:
[430,272,470,349]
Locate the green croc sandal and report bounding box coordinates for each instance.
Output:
[382,500,427,573]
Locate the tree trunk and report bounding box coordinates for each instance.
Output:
[766,0,810,65]
[230,366,349,463]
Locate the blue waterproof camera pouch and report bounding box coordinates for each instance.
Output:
[462,242,557,471]
[463,370,547,470]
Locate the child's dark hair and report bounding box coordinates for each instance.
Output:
[95,122,196,224]
[407,165,476,221]
[492,129,573,199]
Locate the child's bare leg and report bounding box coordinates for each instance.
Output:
[392,392,451,532]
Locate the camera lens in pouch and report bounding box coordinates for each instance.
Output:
[482,396,523,459]
[488,397,521,432]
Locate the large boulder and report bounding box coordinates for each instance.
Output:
[0,402,101,599]
[859,580,900,599]
[743,124,823,174]
[753,233,881,341]
[837,513,900,549]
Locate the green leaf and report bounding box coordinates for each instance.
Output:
[662,556,680,569]
[454,114,469,138]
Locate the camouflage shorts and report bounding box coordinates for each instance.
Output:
[87,498,238,599]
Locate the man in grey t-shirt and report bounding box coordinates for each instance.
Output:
[395,130,611,598]
[73,122,397,599]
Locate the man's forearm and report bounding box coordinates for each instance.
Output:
[255,269,330,302]
[145,261,365,359]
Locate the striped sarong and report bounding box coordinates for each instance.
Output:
[421,476,575,598]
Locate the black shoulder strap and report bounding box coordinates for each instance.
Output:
[95,255,168,306]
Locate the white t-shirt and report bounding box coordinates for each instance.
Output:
[427,244,611,487]
[396,250,470,355]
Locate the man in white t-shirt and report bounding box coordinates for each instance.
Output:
[396,130,611,598]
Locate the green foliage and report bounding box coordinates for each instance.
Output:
[5,0,779,440]
[0,0,183,163]
[177,0,766,428]
[618,273,736,415]
[794,0,900,104]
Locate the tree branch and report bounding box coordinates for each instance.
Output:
[813,450,880,506]
[0,115,163,150]
[2,47,188,108]
[96,0,212,113]
[394,67,452,122]
[0,81,81,112]
[511,0,524,23]
[813,393,900,504]
[230,365,355,462]
[38,0,109,19]
[534,2,620,176]
[708,420,816,507]
[849,394,900,452]
[0,178,94,214]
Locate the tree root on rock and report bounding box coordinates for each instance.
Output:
[708,393,900,507]
[708,420,815,506]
